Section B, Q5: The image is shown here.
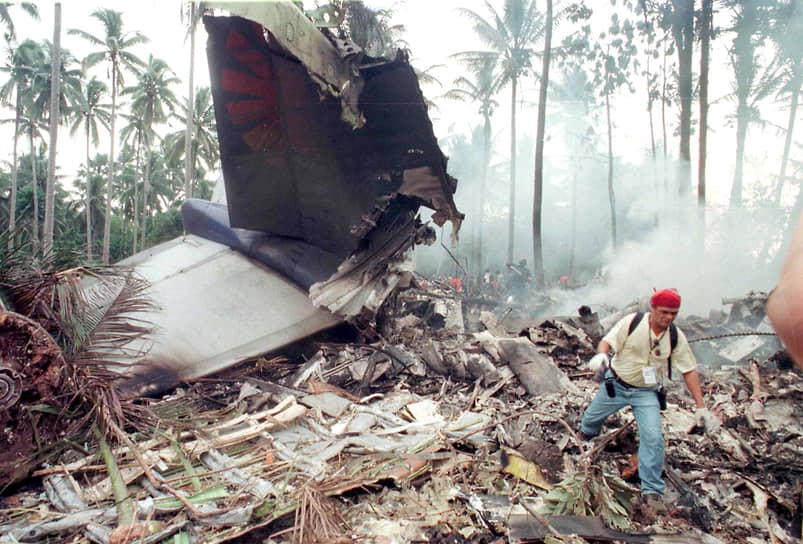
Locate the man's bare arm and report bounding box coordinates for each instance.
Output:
[682,369,704,409]
[767,213,803,370]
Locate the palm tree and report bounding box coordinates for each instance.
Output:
[341,1,406,58]
[69,9,148,264]
[43,3,61,256]
[12,135,46,245]
[25,41,81,117]
[726,0,778,208]
[25,105,41,248]
[113,144,138,255]
[0,38,41,250]
[25,37,81,255]
[181,1,201,200]
[727,0,760,208]
[695,0,714,255]
[592,16,638,252]
[635,0,661,160]
[456,0,544,264]
[12,43,52,252]
[72,153,109,257]
[145,145,181,215]
[531,0,552,289]
[164,86,219,200]
[698,0,713,212]
[444,57,498,275]
[69,77,111,261]
[119,111,146,253]
[123,55,179,250]
[661,0,694,196]
[0,2,39,41]
[771,0,803,203]
[550,63,596,282]
[0,2,38,251]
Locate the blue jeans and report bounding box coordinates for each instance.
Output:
[580,371,665,495]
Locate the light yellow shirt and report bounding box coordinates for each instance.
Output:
[603,312,697,387]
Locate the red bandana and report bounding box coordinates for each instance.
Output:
[651,287,681,308]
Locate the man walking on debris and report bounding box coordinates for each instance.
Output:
[580,288,719,514]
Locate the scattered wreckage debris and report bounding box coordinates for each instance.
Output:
[1,285,800,543]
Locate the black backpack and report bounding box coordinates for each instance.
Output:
[627,312,678,379]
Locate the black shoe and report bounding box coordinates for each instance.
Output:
[580,431,596,441]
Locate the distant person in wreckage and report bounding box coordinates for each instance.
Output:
[580,288,720,513]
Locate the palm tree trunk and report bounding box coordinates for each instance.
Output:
[531,0,552,290]
[184,1,196,200]
[730,106,748,208]
[698,0,712,259]
[674,0,694,197]
[9,94,21,251]
[606,91,617,251]
[30,126,38,250]
[85,124,92,261]
[662,40,668,163]
[478,113,490,275]
[507,77,517,264]
[569,160,578,280]
[132,131,141,254]
[662,40,668,164]
[141,141,151,250]
[698,0,711,210]
[103,65,117,265]
[773,77,800,203]
[644,9,657,228]
[43,2,61,255]
[643,7,656,159]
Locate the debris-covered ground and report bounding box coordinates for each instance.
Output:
[1,283,800,544]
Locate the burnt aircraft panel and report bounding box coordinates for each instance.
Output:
[204,12,461,266]
[114,235,342,397]
[182,198,341,290]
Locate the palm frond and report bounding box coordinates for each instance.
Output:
[55,267,155,364]
[20,3,38,19]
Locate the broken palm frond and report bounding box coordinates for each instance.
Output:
[172,434,203,492]
[540,465,638,530]
[94,425,135,526]
[0,241,158,460]
[58,267,154,362]
[0,239,64,319]
[153,485,230,510]
[60,267,156,437]
[294,482,350,544]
